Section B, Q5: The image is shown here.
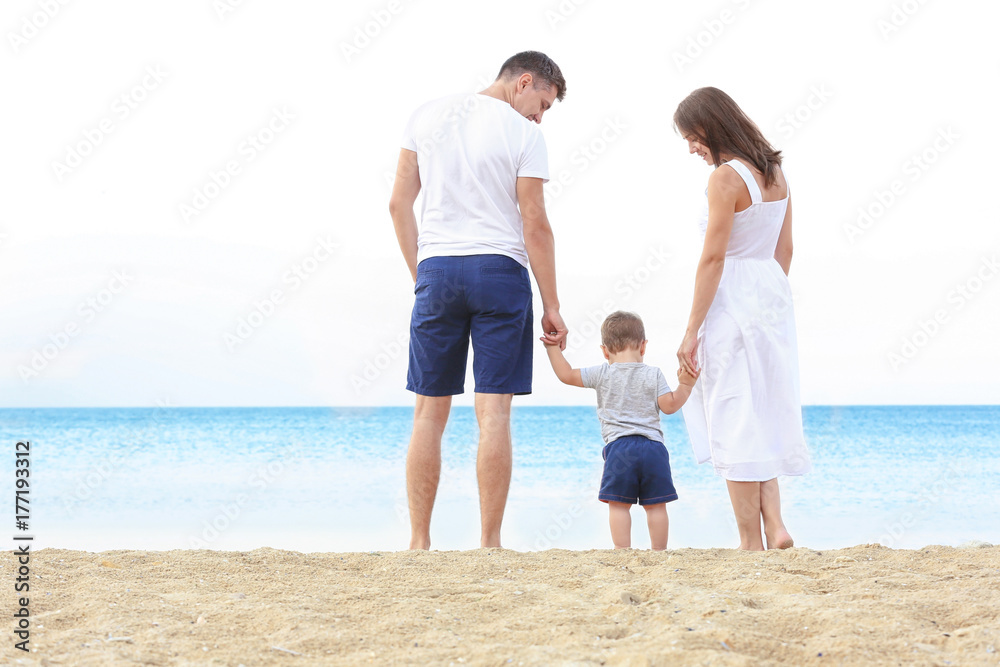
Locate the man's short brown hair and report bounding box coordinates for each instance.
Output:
[601,311,645,353]
[497,51,566,101]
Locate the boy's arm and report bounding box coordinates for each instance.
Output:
[657,369,698,414]
[657,385,692,415]
[544,344,583,387]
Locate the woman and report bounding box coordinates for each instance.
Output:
[674,87,811,551]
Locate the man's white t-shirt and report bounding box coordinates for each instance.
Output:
[401,93,549,269]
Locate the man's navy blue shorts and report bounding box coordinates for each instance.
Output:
[407,254,533,396]
[599,435,678,506]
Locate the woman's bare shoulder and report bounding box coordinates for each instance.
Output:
[707,164,745,194]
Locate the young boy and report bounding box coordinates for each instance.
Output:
[542,311,697,550]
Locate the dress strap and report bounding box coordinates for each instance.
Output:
[723,158,762,205]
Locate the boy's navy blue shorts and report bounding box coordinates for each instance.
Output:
[406,254,533,396]
[599,435,678,506]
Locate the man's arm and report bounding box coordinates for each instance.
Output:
[517,176,567,349]
[543,344,583,387]
[388,148,421,282]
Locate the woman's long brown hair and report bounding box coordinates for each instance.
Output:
[673,87,783,187]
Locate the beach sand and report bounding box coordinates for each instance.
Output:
[6,544,999,666]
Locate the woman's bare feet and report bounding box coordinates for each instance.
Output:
[765,529,794,550]
[760,479,793,549]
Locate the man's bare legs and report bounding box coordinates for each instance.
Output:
[761,478,794,549]
[644,503,669,551]
[407,392,516,550]
[608,502,632,548]
[406,395,452,550]
[475,392,513,548]
[726,480,764,551]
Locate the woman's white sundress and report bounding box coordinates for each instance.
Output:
[680,158,811,482]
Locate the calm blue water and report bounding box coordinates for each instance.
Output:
[0,406,996,552]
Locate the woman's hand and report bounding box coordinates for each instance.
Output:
[677,332,700,377]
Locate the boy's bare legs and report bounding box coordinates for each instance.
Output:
[761,478,794,549]
[475,392,513,548]
[643,503,669,551]
[608,502,632,548]
[726,480,764,551]
[406,395,453,550]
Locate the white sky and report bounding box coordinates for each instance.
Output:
[2,0,998,408]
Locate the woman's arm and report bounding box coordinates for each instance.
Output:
[677,168,741,375]
[774,195,793,276]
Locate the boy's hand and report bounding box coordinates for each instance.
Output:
[539,335,560,347]
[677,367,699,387]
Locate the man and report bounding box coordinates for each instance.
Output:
[389,51,568,550]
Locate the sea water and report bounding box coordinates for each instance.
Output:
[0,406,996,553]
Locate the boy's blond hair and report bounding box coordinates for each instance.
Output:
[601,311,645,353]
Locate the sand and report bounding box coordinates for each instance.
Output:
[4,544,999,666]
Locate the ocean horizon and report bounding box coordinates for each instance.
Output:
[2,405,996,554]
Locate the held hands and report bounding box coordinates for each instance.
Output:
[677,332,700,377]
[677,367,699,387]
[539,309,568,350]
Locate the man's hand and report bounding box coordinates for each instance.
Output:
[540,308,568,350]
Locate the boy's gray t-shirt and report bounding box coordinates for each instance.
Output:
[580,362,672,445]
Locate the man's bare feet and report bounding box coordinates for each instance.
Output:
[409,536,431,550]
[477,523,505,549]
